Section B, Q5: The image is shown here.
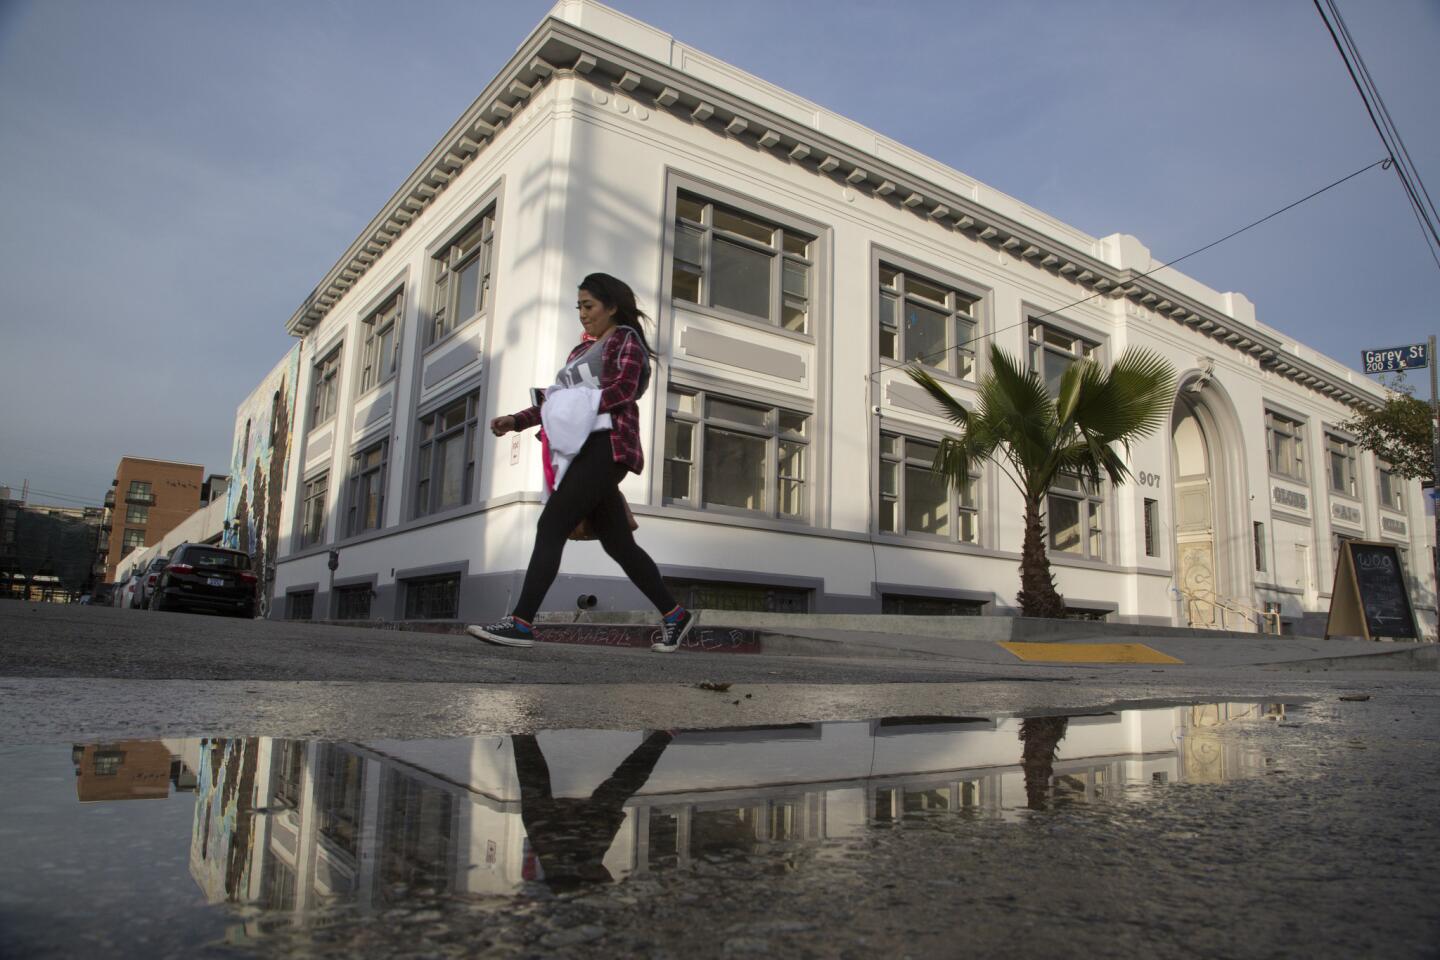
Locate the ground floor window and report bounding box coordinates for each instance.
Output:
[879,433,978,543]
[1048,473,1104,560]
[403,573,460,620]
[301,473,328,547]
[288,590,315,620]
[335,585,372,620]
[347,440,388,536]
[414,392,480,517]
[663,387,809,521]
[1063,607,1110,621]
[881,594,984,616]
[664,577,809,613]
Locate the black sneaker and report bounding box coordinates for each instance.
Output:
[651,609,696,653]
[467,616,535,648]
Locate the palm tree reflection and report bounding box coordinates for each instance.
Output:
[1019,716,1069,810]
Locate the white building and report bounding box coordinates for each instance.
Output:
[264,0,1433,636]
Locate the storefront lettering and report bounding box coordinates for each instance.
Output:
[1382,516,1407,536]
[1272,486,1307,511]
[1330,502,1362,525]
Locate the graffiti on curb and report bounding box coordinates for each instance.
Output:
[539,623,760,653]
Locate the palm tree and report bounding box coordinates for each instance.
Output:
[907,343,1175,618]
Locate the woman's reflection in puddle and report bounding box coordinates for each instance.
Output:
[511,730,672,891]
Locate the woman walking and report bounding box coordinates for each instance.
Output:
[468,273,695,652]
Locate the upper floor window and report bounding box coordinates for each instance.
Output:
[663,387,808,520]
[1029,322,1099,397]
[879,266,979,380]
[429,211,495,347]
[1379,459,1404,511]
[300,472,328,548]
[671,191,813,333]
[125,481,154,506]
[125,506,148,525]
[1325,433,1356,497]
[1048,473,1104,560]
[1266,410,1306,481]
[414,392,480,517]
[358,291,402,393]
[121,528,145,555]
[311,346,343,428]
[879,433,978,543]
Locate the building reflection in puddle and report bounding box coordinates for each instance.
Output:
[78,702,1283,931]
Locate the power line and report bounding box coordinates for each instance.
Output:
[868,156,1388,378]
[0,483,105,508]
[1313,0,1440,270]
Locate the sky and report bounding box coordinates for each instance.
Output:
[1,0,1436,509]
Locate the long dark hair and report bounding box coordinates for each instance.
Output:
[580,273,655,360]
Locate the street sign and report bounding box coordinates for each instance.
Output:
[1362,343,1428,373]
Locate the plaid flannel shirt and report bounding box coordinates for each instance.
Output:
[511,328,649,475]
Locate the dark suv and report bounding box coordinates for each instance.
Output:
[150,543,257,617]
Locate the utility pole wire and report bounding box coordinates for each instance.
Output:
[868,156,1388,378]
[1313,0,1440,269]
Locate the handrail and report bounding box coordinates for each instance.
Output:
[1176,586,1281,635]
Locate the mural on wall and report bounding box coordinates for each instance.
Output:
[190,737,261,904]
[224,344,302,617]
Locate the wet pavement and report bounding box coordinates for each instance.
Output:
[4,695,1439,959]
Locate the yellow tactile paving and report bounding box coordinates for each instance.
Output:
[999,642,1183,664]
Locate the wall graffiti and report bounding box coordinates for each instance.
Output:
[538,623,760,653]
[224,344,301,617]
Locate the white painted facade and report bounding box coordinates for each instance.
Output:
[265,0,1434,636]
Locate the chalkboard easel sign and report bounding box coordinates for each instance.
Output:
[1324,540,1419,641]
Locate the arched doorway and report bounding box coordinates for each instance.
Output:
[1169,377,1252,629]
[1172,403,1216,624]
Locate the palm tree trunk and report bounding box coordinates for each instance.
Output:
[1019,716,1069,810]
[1017,494,1066,618]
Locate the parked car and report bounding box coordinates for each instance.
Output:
[136,558,169,609]
[150,543,256,617]
[120,569,145,608]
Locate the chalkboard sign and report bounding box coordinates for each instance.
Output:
[1325,540,1419,641]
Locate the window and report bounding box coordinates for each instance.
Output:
[881,594,984,616]
[358,291,402,393]
[1048,473,1104,559]
[403,573,460,619]
[126,481,155,505]
[335,585,372,620]
[1378,459,1403,511]
[1029,321,1099,397]
[1143,498,1158,557]
[1253,521,1267,572]
[665,578,810,613]
[879,265,979,379]
[310,346,342,427]
[346,440,387,536]
[671,191,813,332]
[125,506,148,525]
[315,744,364,858]
[1325,434,1357,497]
[663,387,809,520]
[429,210,495,346]
[414,393,480,517]
[878,433,978,543]
[1266,411,1306,480]
[300,473,328,547]
[122,528,145,555]
[288,590,315,621]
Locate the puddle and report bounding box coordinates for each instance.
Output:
[0,702,1290,957]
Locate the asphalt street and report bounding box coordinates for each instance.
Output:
[2,602,1436,743]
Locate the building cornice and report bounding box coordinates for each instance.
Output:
[285,10,1379,411]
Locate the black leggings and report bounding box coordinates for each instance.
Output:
[512,431,676,622]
